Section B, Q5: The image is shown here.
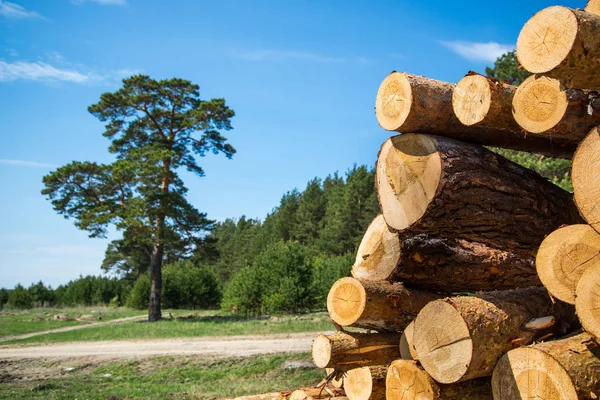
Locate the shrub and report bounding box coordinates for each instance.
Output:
[311,252,354,308]
[126,275,150,310]
[162,261,221,309]
[7,284,34,309]
[0,288,9,309]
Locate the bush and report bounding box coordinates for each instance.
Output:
[162,261,221,309]
[0,288,9,309]
[55,275,129,306]
[222,241,314,315]
[7,284,34,309]
[311,252,354,308]
[126,275,150,310]
[28,281,55,307]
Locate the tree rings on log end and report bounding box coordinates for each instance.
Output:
[352,214,401,281]
[345,367,374,400]
[512,75,568,134]
[376,134,441,232]
[492,348,577,400]
[375,72,413,131]
[576,264,600,341]
[312,334,332,369]
[413,300,472,384]
[573,128,600,233]
[327,277,367,327]
[452,74,492,126]
[386,360,436,400]
[516,6,578,74]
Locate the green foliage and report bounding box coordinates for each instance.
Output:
[0,288,8,309]
[311,252,354,308]
[162,261,221,309]
[127,275,151,310]
[7,284,34,309]
[485,51,531,85]
[55,275,130,306]
[28,281,55,306]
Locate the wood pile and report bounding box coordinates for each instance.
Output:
[234,1,600,399]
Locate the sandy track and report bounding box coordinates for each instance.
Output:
[0,332,330,359]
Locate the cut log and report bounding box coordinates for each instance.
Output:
[344,366,386,400]
[413,287,579,384]
[576,264,600,342]
[327,277,440,332]
[492,332,600,399]
[386,360,492,400]
[587,0,600,15]
[325,368,344,389]
[230,393,287,400]
[516,6,600,89]
[453,73,520,132]
[312,331,400,370]
[376,134,582,256]
[573,127,600,232]
[375,72,575,158]
[512,75,600,140]
[399,321,417,361]
[536,224,600,304]
[355,226,539,292]
[289,387,345,400]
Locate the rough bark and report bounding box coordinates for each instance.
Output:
[148,239,164,322]
[573,127,600,232]
[387,360,492,400]
[312,331,400,370]
[536,224,600,304]
[399,321,417,361]
[517,6,600,89]
[576,264,600,342]
[512,75,600,141]
[327,277,440,332]
[492,332,600,399]
[344,366,387,400]
[375,72,575,157]
[376,134,582,256]
[413,287,579,384]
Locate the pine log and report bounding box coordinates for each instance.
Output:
[536,224,600,304]
[375,72,574,158]
[230,393,287,400]
[587,0,600,15]
[573,127,600,232]
[516,6,600,89]
[576,264,600,342]
[312,331,400,370]
[492,332,600,399]
[344,366,386,400]
[289,387,345,400]
[399,321,417,361]
[327,277,440,332]
[376,134,582,256]
[413,287,579,384]
[386,360,492,400]
[453,72,520,132]
[353,214,401,281]
[512,74,600,140]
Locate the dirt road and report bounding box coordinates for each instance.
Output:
[0,332,329,359]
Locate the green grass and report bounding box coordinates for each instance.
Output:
[0,307,145,338]
[1,312,333,345]
[0,353,323,399]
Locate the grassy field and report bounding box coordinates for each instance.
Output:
[1,311,333,345]
[0,352,324,399]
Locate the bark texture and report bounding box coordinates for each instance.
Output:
[413,287,579,384]
[492,332,600,399]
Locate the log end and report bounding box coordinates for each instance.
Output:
[573,128,600,232]
[516,6,578,74]
[492,348,577,400]
[352,214,401,281]
[376,134,441,231]
[512,75,568,134]
[375,72,413,132]
[413,300,473,384]
[452,74,492,126]
[386,360,436,400]
[399,321,417,361]
[312,334,332,369]
[345,367,373,400]
[327,277,367,327]
[576,264,600,341]
[587,0,600,15]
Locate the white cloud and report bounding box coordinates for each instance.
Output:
[236,50,344,63]
[71,0,126,5]
[0,1,46,20]
[0,60,93,82]
[440,41,513,63]
[0,159,57,168]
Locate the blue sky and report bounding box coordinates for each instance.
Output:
[0,0,581,288]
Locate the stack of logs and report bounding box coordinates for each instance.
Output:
[235,1,600,399]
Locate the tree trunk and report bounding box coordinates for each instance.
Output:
[312,331,400,370]
[327,277,440,332]
[399,320,417,361]
[387,360,492,400]
[573,127,600,233]
[492,332,600,400]
[148,238,164,322]
[344,366,387,400]
[376,134,582,256]
[535,224,600,304]
[512,75,600,140]
[576,264,600,342]
[375,72,575,158]
[353,217,539,292]
[587,0,600,14]
[413,287,579,384]
[517,6,600,89]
